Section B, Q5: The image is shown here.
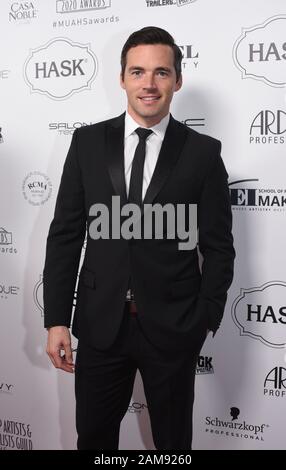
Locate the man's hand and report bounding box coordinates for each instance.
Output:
[46,326,74,373]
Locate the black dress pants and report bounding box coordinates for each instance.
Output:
[75,305,206,450]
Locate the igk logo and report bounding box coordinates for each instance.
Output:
[24,37,98,99]
[232,281,286,348]
[233,15,286,87]
[196,356,214,374]
[264,367,286,398]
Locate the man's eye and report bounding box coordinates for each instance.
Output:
[132,71,142,76]
[158,71,168,77]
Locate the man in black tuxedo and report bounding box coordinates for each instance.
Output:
[44,26,235,450]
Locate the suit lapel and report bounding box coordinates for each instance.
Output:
[106,113,128,206]
[143,115,188,205]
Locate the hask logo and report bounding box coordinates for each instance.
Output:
[24,37,98,99]
[233,15,286,87]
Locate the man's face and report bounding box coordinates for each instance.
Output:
[120,44,182,127]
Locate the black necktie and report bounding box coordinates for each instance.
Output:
[128,127,153,206]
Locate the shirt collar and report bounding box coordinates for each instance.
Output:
[125,111,170,141]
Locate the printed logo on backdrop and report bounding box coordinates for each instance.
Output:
[264,367,286,399]
[0,128,3,144]
[34,275,43,316]
[196,356,214,375]
[56,0,111,13]
[249,110,286,144]
[179,45,199,70]
[0,383,14,395]
[53,0,118,28]
[232,281,286,349]
[0,284,19,300]
[128,402,148,414]
[229,179,286,212]
[9,2,38,22]
[0,418,33,450]
[24,38,98,100]
[22,172,52,206]
[0,70,10,79]
[182,117,205,129]
[233,15,286,88]
[146,0,197,7]
[0,228,17,255]
[205,407,270,442]
[49,120,93,135]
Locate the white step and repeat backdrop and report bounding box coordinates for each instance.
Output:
[0,0,285,450]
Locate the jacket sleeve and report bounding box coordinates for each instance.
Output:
[197,141,235,335]
[43,129,86,328]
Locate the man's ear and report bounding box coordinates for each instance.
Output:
[120,73,125,90]
[175,74,182,92]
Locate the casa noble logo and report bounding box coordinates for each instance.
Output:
[24,37,98,100]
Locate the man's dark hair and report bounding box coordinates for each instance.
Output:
[121,26,182,82]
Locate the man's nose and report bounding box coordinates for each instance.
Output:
[142,74,157,89]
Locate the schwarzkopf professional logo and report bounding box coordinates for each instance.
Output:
[249,110,286,144]
[146,0,197,6]
[24,38,97,100]
[233,15,286,88]
[229,179,286,212]
[264,367,286,398]
[56,0,111,13]
[232,281,286,349]
[22,172,52,206]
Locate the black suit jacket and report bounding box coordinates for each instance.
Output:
[43,113,235,352]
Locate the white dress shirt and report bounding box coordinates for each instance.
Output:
[124,112,170,200]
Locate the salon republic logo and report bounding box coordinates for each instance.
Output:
[233,15,286,88]
[49,120,93,135]
[232,281,286,349]
[24,38,98,100]
[249,110,286,144]
[229,179,286,212]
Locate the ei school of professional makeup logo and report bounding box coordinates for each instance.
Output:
[231,281,286,349]
[229,179,286,212]
[233,15,286,88]
[23,38,98,100]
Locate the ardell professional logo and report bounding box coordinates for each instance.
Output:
[146,0,197,6]
[264,367,286,398]
[182,117,205,128]
[9,2,37,22]
[232,281,286,349]
[0,383,14,395]
[0,284,19,300]
[205,408,269,441]
[0,228,17,255]
[233,15,286,88]
[196,356,214,375]
[0,128,3,144]
[24,38,97,100]
[22,172,52,206]
[229,179,286,212]
[56,0,111,13]
[249,110,286,144]
[128,402,148,414]
[179,45,199,70]
[49,121,93,135]
[34,275,43,316]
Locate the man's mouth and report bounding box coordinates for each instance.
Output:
[139,96,160,102]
